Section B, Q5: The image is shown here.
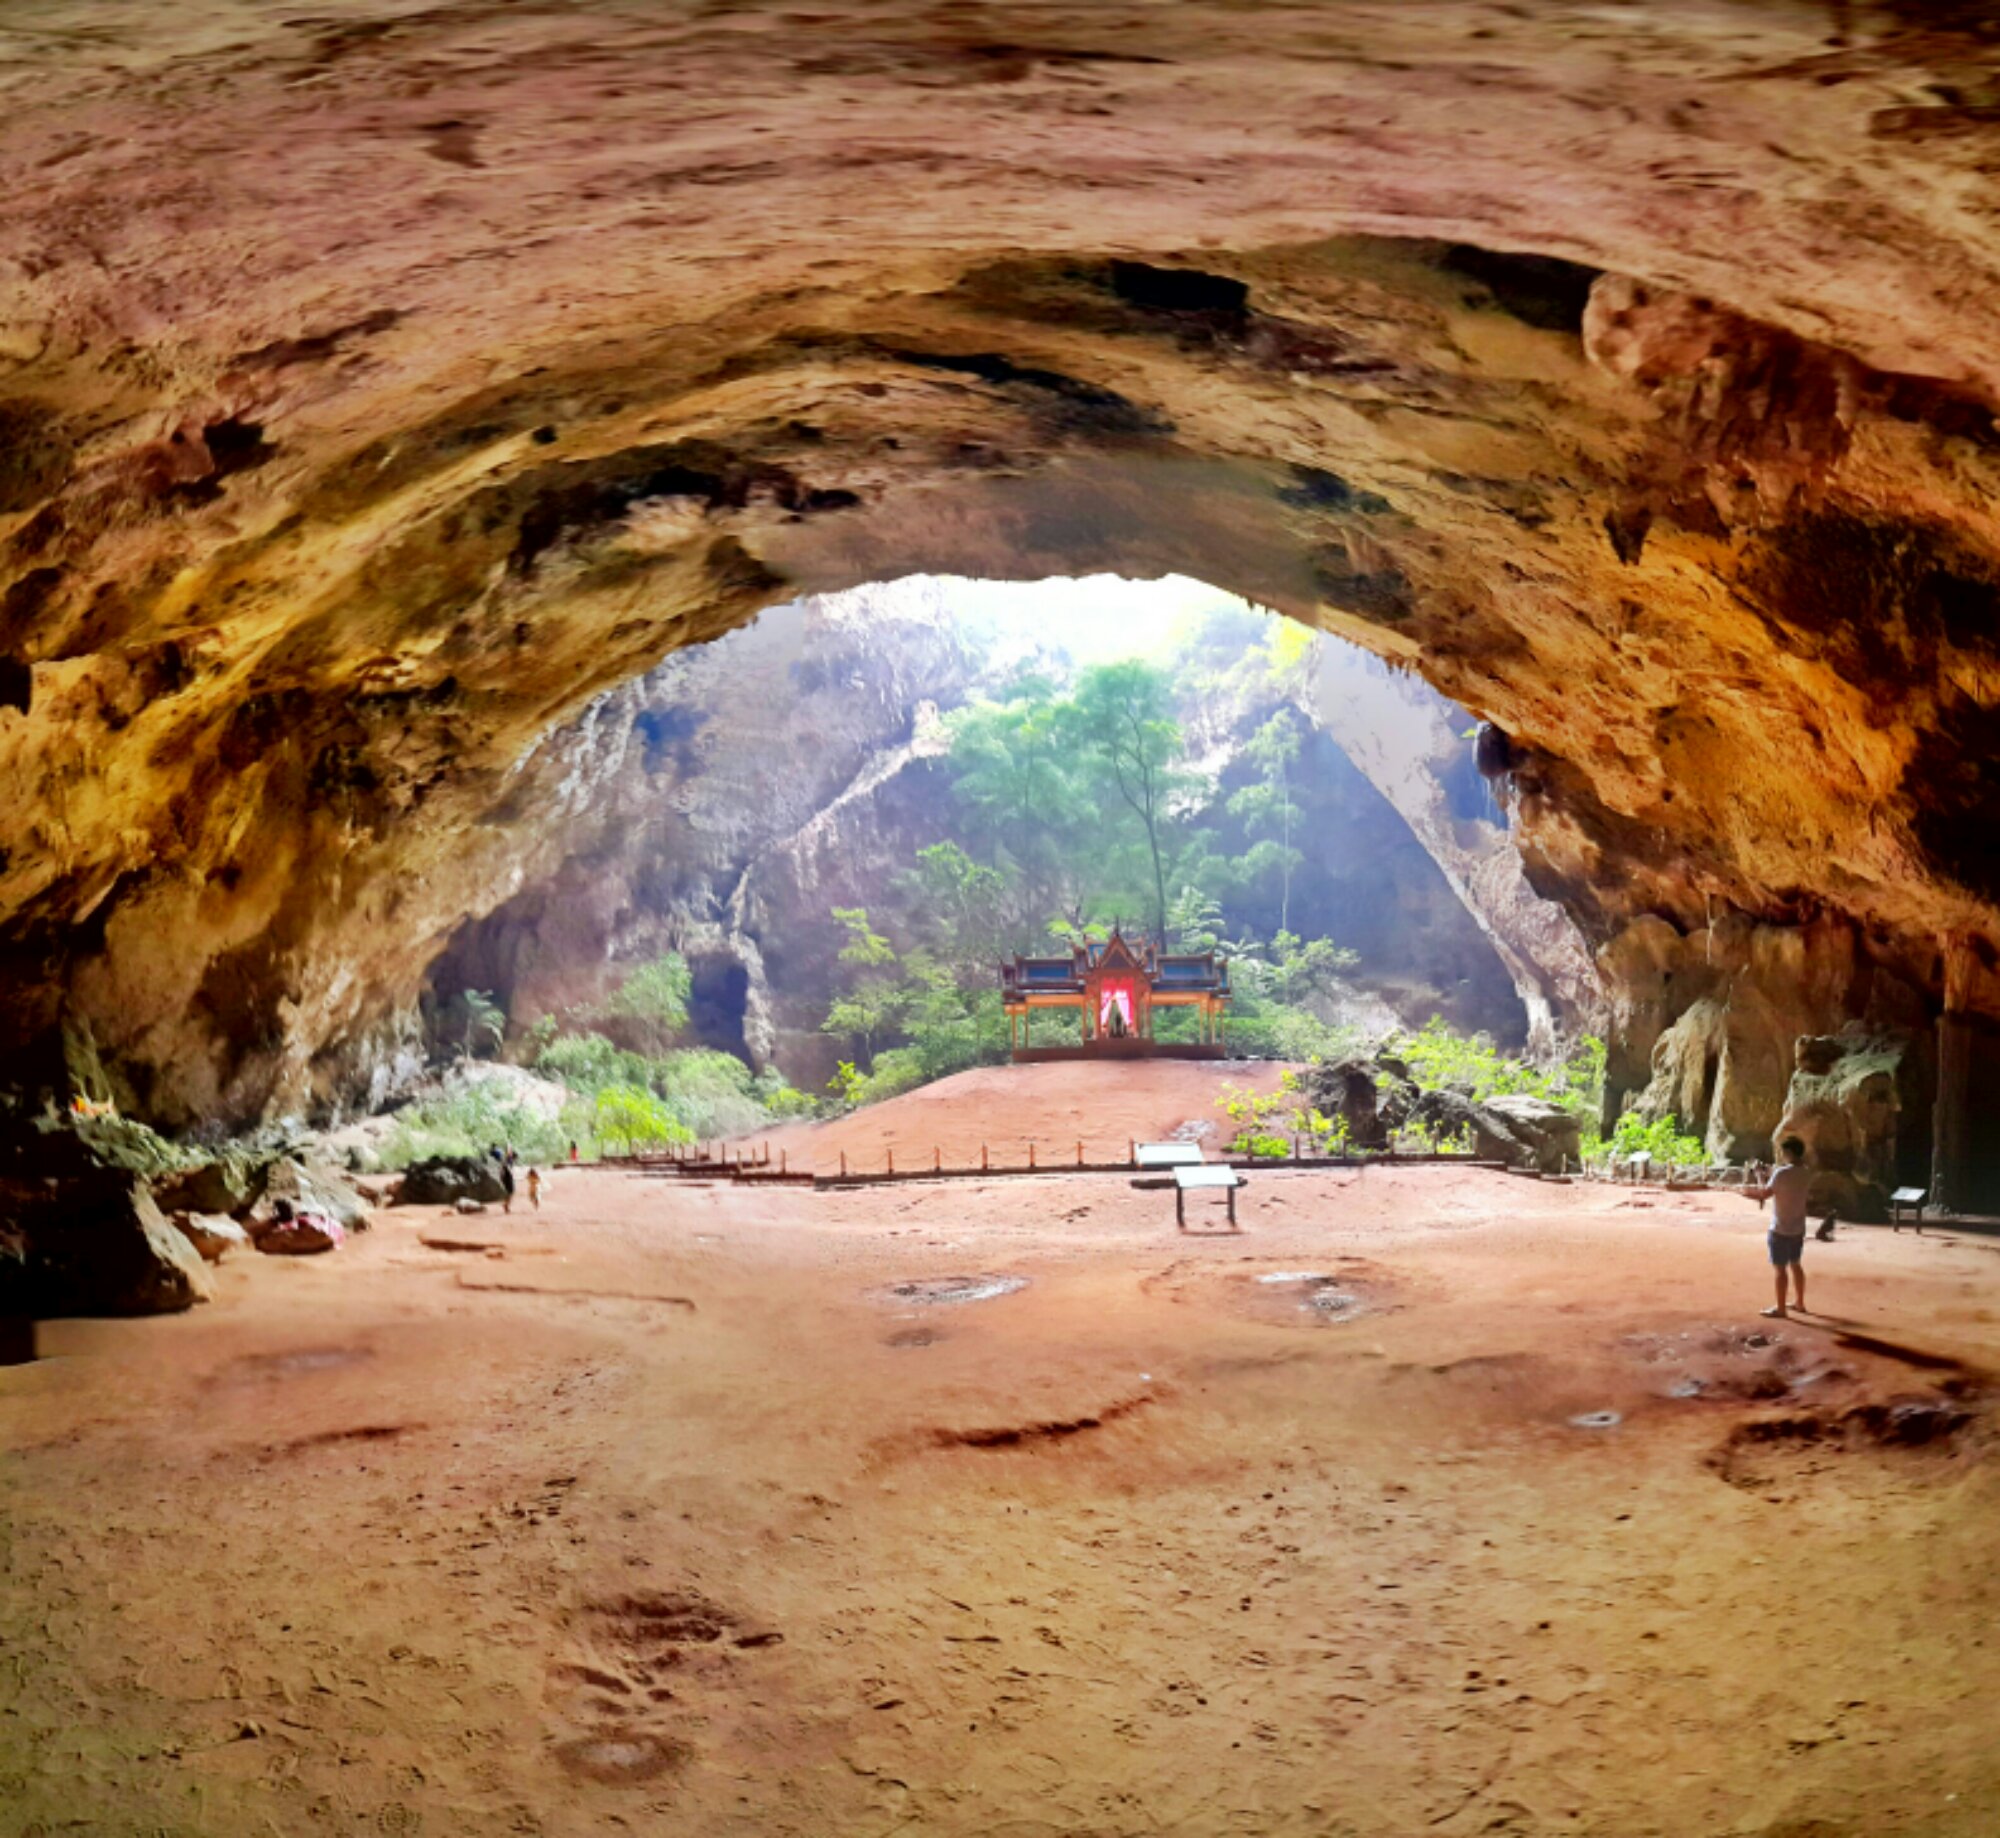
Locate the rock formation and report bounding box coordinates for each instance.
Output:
[1776,1029,1919,1223]
[5,5,2000,1203]
[1309,643,1603,1055]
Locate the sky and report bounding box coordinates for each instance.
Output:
[906,572,1267,666]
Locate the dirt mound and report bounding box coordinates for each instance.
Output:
[785,1059,1294,1175]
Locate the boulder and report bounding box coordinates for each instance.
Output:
[176,1211,251,1264]
[0,1173,212,1316]
[259,1156,373,1231]
[1405,1088,1514,1163]
[1399,1088,1580,1171]
[1297,1059,1388,1148]
[394,1155,509,1207]
[307,1112,400,1175]
[255,1216,342,1255]
[1482,1095,1584,1174]
[154,1152,266,1218]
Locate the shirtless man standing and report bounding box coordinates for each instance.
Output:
[1746,1135,1813,1318]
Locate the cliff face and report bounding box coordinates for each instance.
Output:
[5,5,2000,1189]
[426,583,978,1089]
[1309,646,1604,1058]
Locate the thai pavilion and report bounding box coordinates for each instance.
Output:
[999,929,1232,1061]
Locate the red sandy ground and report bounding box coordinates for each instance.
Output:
[3,1065,1998,1837]
[750,1058,1296,1174]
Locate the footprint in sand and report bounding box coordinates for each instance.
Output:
[547,1589,785,1783]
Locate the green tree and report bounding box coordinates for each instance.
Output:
[593,1083,692,1153]
[1229,711,1305,935]
[946,680,1098,925]
[1060,660,1191,942]
[597,952,691,1053]
[822,908,903,1067]
[1264,931,1359,1007]
[902,842,1010,971]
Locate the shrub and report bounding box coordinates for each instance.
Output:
[594,1084,693,1154]
[379,1082,581,1170]
[535,1031,653,1095]
[1393,1019,1605,1127]
[532,1031,786,1140]
[653,1048,767,1140]
[1217,1077,1313,1159]
[1593,1108,1707,1169]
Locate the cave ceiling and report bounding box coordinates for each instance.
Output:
[5,1,2000,1122]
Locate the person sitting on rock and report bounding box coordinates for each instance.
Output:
[1745,1135,1812,1318]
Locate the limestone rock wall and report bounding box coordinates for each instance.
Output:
[1602,913,1934,1174]
[427,583,979,1083]
[1309,644,1603,1057]
[1776,1030,1921,1222]
[5,6,2000,1136]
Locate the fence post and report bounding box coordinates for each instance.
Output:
[1076,1140,1082,1167]
[934,1145,941,1173]
[1029,1142,1036,1170]
[982,1143,989,1171]
[1129,1138,1136,1167]
[781,1148,787,1174]
[840,1150,847,1179]
[887,1147,895,1176]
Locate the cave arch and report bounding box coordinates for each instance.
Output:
[3,5,2000,1200]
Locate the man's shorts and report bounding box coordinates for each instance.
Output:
[1768,1231,1806,1268]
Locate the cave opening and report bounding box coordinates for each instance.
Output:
[10,8,2000,1829]
[430,570,1589,1109]
[685,953,752,1061]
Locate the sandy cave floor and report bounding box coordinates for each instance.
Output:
[4,1152,2000,1837]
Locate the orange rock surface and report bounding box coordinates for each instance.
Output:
[3,5,2000,1120]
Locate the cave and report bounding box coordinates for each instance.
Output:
[5,16,1996,1205]
[685,953,753,1062]
[5,6,2000,1830]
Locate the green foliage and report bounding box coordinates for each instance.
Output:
[1216,1074,1327,1160]
[594,1083,692,1153]
[530,1030,794,1142]
[832,908,896,968]
[1393,1019,1605,1127]
[379,1083,593,1171]
[901,843,1010,971]
[535,1030,654,1095]
[596,953,692,1051]
[652,1047,770,1140]
[1061,659,1193,940]
[752,1067,816,1119]
[1392,1113,1474,1155]
[1598,1108,1708,1169]
[1230,711,1304,934]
